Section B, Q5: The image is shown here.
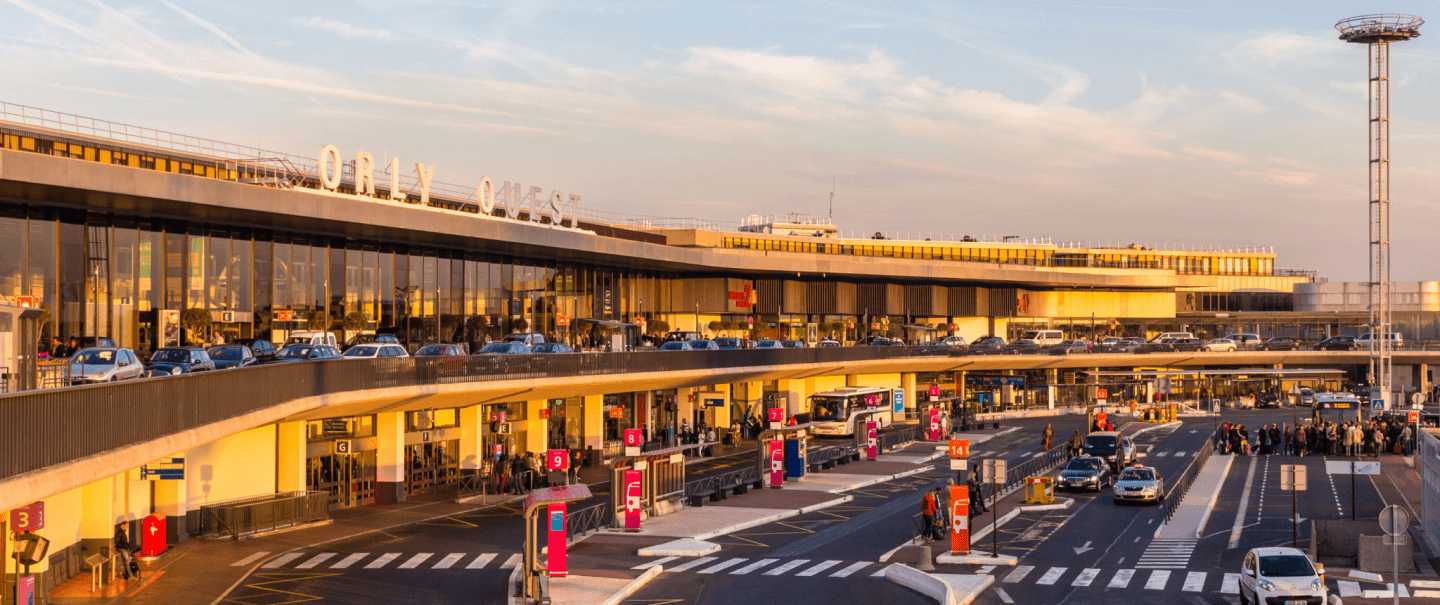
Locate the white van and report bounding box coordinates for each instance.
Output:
[1151,331,1195,342]
[1356,332,1405,348]
[1019,329,1065,347]
[286,331,338,348]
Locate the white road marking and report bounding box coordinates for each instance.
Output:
[1107,569,1135,589]
[1036,567,1067,586]
[795,560,842,577]
[831,561,871,578]
[295,553,336,569]
[364,553,401,569]
[332,553,369,569]
[500,554,521,569]
[1144,569,1171,590]
[974,565,996,575]
[398,553,434,569]
[1412,579,1440,589]
[1221,573,1240,594]
[631,556,676,570]
[467,553,498,569]
[231,552,270,567]
[1153,451,1168,457]
[1337,580,1362,597]
[995,587,1014,604]
[765,559,810,576]
[1182,571,1206,592]
[1230,457,1257,549]
[668,557,719,573]
[431,553,465,569]
[1071,568,1100,587]
[1002,565,1034,583]
[261,553,306,569]
[698,558,747,574]
[731,558,778,575]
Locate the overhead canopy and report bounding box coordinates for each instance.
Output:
[1083,368,1347,378]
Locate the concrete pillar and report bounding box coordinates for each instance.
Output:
[80,475,117,547]
[276,420,307,494]
[708,384,732,431]
[901,372,917,422]
[524,400,548,454]
[1047,368,1059,409]
[582,394,605,451]
[845,374,861,387]
[778,378,808,419]
[460,405,485,472]
[375,411,406,504]
[677,387,696,432]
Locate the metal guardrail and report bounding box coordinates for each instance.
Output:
[683,465,759,502]
[808,444,858,468]
[974,443,1071,505]
[188,491,328,540]
[1159,434,1216,524]
[564,503,613,541]
[878,425,922,452]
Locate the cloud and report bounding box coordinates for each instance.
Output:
[1182,145,1244,164]
[1218,90,1265,113]
[292,16,391,41]
[1231,32,1336,65]
[1236,168,1317,186]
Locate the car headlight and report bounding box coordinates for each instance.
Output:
[1311,578,1322,590]
[170,367,182,375]
[1258,579,1276,592]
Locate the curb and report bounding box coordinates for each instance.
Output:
[885,563,995,605]
[1019,497,1073,513]
[1130,420,1183,438]
[1191,454,1233,538]
[690,495,852,541]
[936,552,1018,566]
[969,508,1021,545]
[599,566,663,605]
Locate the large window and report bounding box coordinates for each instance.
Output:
[0,217,23,301]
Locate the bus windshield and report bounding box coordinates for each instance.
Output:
[811,397,847,422]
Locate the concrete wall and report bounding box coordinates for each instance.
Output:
[1021,290,1177,319]
[185,425,277,508]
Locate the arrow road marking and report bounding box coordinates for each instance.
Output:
[1073,541,1093,555]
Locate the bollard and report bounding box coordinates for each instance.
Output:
[915,543,936,571]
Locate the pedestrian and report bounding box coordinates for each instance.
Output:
[968,469,987,515]
[920,490,938,541]
[1069,430,1083,458]
[1402,423,1414,456]
[1042,423,1054,451]
[114,524,137,580]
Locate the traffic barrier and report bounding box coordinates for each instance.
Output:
[1022,476,1055,505]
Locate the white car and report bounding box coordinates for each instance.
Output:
[1205,338,1237,352]
[1239,547,1327,605]
[341,344,410,359]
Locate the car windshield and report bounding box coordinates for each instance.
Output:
[1119,468,1155,481]
[415,344,449,355]
[207,346,244,360]
[1084,435,1117,454]
[1065,458,1102,471]
[278,345,313,359]
[480,342,516,353]
[73,349,116,364]
[152,349,190,363]
[811,397,846,421]
[1259,555,1315,577]
[344,346,378,357]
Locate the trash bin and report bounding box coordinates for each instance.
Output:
[784,438,807,479]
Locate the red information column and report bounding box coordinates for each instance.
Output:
[140,514,167,557]
[949,484,970,555]
[866,420,878,460]
[928,408,942,441]
[768,439,785,488]
[623,469,643,531]
[546,502,567,578]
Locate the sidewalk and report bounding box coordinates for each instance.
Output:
[1155,454,1233,539]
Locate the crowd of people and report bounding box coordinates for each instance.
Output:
[1214,414,1416,457]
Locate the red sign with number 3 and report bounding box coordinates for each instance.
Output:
[9,501,43,534]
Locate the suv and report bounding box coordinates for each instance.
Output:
[1082,431,1135,468]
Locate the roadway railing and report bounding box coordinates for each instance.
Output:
[187,491,329,540]
[975,443,1071,506]
[1159,433,1216,524]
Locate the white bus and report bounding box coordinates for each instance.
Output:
[808,387,895,437]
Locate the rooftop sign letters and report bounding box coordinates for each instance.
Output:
[316,145,583,230]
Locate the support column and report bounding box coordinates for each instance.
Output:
[708,384,732,432]
[901,372,917,422]
[524,400,548,454]
[152,467,186,543]
[778,379,809,419]
[276,420,307,493]
[582,394,605,452]
[1047,368,1059,410]
[845,374,861,387]
[375,411,406,504]
[460,405,485,472]
[80,475,118,558]
[677,387,696,433]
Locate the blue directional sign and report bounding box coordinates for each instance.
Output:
[140,457,185,481]
[892,390,905,413]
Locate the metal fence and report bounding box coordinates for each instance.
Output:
[187,491,329,540]
[1419,430,1440,555]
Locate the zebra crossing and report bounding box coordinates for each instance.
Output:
[1135,538,1197,569]
[993,565,1242,594]
[631,556,888,579]
[232,551,520,572]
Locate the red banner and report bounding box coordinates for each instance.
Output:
[623,469,643,530]
[768,440,785,488]
[866,420,878,460]
[546,502,567,577]
[950,484,970,555]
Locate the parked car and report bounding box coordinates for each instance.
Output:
[1017,329,1065,347]
[1256,391,1283,408]
[1297,387,1317,407]
[1225,333,1265,350]
[148,346,216,376]
[713,337,745,350]
[1045,340,1092,355]
[1238,547,1327,605]
[67,347,145,384]
[1171,337,1205,352]
[286,330,337,347]
[753,339,784,349]
[414,343,467,357]
[1003,339,1041,355]
[478,341,531,354]
[1314,391,1362,410]
[1136,338,1177,354]
[1151,331,1196,341]
[274,344,341,362]
[206,344,257,370]
[816,339,841,348]
[1094,336,1144,353]
[1262,336,1300,351]
[344,332,400,349]
[531,342,574,353]
[658,340,694,351]
[931,335,968,349]
[231,338,278,363]
[503,332,547,346]
[74,336,118,350]
[342,344,410,358]
[1057,456,1112,491]
[1082,431,1135,468]
[1113,465,1164,504]
[969,336,1007,355]
[1316,335,1358,351]
[781,340,808,348]
[689,339,720,350]
[1205,338,1238,352]
[1356,331,1404,349]
[856,336,900,346]
[663,331,703,343]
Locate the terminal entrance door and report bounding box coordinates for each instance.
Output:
[406,439,460,494]
[309,450,376,508]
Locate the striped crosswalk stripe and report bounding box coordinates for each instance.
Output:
[764,559,810,576]
[1107,569,1134,589]
[973,565,995,576]
[232,551,270,567]
[1337,580,1362,597]
[500,554,522,569]
[262,553,306,569]
[730,558,778,575]
[1002,565,1035,583]
[1144,570,1171,590]
[432,553,466,570]
[795,560,842,577]
[1181,571,1206,592]
[468,553,498,569]
[1070,568,1099,587]
[1036,567,1067,586]
[295,553,336,569]
[697,558,747,574]
[668,557,719,573]
[830,561,870,578]
[365,553,401,569]
[1221,573,1241,594]
[631,556,677,570]
[398,553,433,569]
[332,553,369,569]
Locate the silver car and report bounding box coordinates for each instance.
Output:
[1113,465,1164,504]
[68,347,146,384]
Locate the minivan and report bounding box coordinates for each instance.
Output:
[1019,330,1064,347]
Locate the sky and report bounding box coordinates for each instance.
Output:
[2,1,1438,281]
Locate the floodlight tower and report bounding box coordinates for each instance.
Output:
[1336,14,1423,411]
